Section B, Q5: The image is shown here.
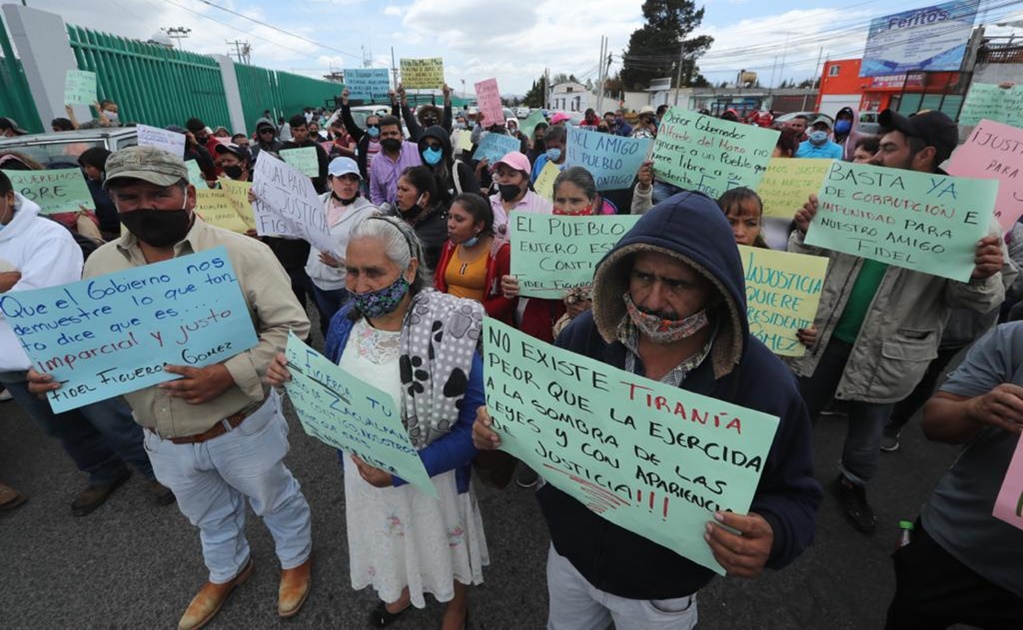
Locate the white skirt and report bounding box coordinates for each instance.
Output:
[344,457,490,608]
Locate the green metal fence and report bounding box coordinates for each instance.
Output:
[235,63,342,127]
[0,18,42,133]
[67,24,231,130]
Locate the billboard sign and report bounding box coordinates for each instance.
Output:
[860,1,980,77]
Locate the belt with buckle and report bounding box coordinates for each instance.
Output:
[168,410,249,445]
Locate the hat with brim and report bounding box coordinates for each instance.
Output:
[214,143,250,161]
[0,117,27,135]
[550,112,571,124]
[879,108,958,158]
[104,146,189,189]
[491,151,530,175]
[328,156,361,179]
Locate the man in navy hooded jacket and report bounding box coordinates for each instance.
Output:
[474,192,821,628]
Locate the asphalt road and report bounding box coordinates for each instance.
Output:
[0,322,967,630]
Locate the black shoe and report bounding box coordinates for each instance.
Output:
[880,428,901,453]
[71,469,131,516]
[369,601,412,628]
[515,466,539,489]
[832,475,876,535]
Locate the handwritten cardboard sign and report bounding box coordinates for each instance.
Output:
[757,158,834,218]
[1,168,93,216]
[195,189,249,233]
[0,247,258,413]
[739,246,828,357]
[651,107,778,199]
[184,160,206,189]
[280,147,319,178]
[472,132,521,165]
[483,318,780,574]
[283,333,437,497]
[533,161,560,201]
[566,127,651,191]
[958,83,1023,128]
[993,436,1023,531]
[947,119,1023,231]
[509,213,639,298]
[474,78,504,129]
[344,68,390,101]
[135,124,186,158]
[806,161,996,282]
[252,152,336,255]
[220,179,256,230]
[63,69,97,106]
[453,129,473,153]
[399,57,444,89]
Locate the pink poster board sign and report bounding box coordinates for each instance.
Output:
[993,435,1023,531]
[475,78,504,128]
[947,119,1023,232]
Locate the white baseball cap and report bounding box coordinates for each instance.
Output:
[328,157,361,179]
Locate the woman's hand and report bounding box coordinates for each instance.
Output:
[501,275,520,299]
[472,407,502,451]
[352,454,394,488]
[636,160,653,189]
[341,87,350,106]
[319,251,343,268]
[796,325,817,348]
[794,195,818,235]
[264,352,292,387]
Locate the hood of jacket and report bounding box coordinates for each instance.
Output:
[0,193,41,244]
[835,107,857,134]
[417,125,454,161]
[591,191,748,378]
[255,117,277,133]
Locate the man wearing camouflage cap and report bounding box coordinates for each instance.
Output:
[28,146,315,629]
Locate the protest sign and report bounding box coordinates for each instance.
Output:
[453,129,474,153]
[280,147,319,177]
[184,160,206,188]
[738,246,828,357]
[483,318,780,574]
[806,161,996,282]
[343,68,390,101]
[1,168,93,216]
[474,78,504,128]
[400,58,444,89]
[252,152,337,255]
[520,110,548,140]
[566,127,651,191]
[283,333,437,497]
[509,213,639,297]
[0,247,258,413]
[533,161,560,201]
[947,119,1023,231]
[472,132,521,165]
[195,189,248,233]
[135,124,186,158]
[958,83,1023,128]
[993,437,1023,531]
[650,107,777,199]
[221,179,256,230]
[756,158,834,218]
[63,70,96,105]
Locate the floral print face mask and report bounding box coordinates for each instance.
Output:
[353,274,411,318]
[623,292,709,344]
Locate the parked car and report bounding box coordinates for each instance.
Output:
[857,111,880,135]
[0,127,138,167]
[347,104,393,129]
[515,107,529,118]
[774,111,833,127]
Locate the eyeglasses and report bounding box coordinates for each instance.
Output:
[258,128,274,134]
[366,124,380,130]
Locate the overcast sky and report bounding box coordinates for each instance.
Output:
[5,0,1022,94]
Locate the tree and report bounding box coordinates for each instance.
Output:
[621,0,714,90]
[523,75,548,108]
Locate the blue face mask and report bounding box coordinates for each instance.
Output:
[834,120,852,135]
[422,146,443,165]
[808,130,829,146]
[462,235,480,247]
[546,148,562,162]
[367,126,380,138]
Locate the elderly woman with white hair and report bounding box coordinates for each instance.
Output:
[266,215,488,630]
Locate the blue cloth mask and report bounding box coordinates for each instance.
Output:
[808,130,829,146]
[834,120,852,135]
[546,148,562,162]
[353,274,411,318]
[422,146,443,165]
[367,126,380,138]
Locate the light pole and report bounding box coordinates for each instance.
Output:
[162,27,192,50]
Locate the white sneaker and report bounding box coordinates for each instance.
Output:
[0,389,12,402]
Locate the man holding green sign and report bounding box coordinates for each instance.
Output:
[475,194,821,628]
[789,109,1014,536]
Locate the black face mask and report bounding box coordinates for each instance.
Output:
[381,138,402,152]
[223,165,244,180]
[119,208,192,248]
[332,191,359,205]
[498,183,522,201]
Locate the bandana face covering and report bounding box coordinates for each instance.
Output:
[623,292,709,344]
[354,274,411,318]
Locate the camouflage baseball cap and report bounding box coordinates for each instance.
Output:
[104,145,189,189]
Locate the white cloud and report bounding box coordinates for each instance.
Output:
[383,5,405,17]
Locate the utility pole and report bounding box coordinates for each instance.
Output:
[777,32,790,90]
[674,41,685,106]
[162,26,191,50]
[390,47,398,90]
[226,40,251,65]
[596,36,606,113]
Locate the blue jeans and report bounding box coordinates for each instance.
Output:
[143,392,312,583]
[310,284,349,337]
[796,339,892,487]
[1,374,153,485]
